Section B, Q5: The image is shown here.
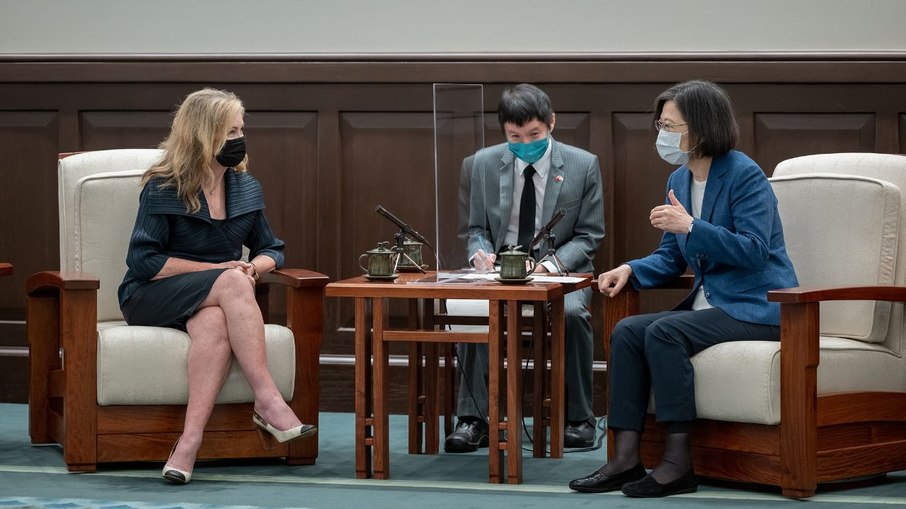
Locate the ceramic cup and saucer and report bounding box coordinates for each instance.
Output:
[359,242,400,282]
[494,245,537,285]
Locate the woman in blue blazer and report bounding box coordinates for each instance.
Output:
[569,81,798,497]
[118,89,316,484]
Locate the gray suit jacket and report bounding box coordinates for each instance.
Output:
[465,138,605,273]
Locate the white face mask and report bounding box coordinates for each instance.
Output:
[655,129,690,166]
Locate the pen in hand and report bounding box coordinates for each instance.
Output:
[472,249,497,274]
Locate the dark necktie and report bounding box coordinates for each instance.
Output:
[517,165,537,251]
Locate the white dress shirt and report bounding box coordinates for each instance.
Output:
[504,139,552,248]
[690,177,713,310]
[505,139,558,272]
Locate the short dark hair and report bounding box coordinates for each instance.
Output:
[653,80,739,158]
[498,84,554,129]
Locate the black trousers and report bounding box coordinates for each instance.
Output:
[607,307,779,433]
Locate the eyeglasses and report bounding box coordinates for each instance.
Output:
[655,120,688,132]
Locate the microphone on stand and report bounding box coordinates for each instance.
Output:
[375,205,435,252]
[529,208,566,251]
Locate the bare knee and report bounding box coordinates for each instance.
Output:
[208,268,256,304]
[187,306,229,348]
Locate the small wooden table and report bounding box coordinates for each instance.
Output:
[326,271,593,484]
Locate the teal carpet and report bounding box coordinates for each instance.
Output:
[2,403,905,508]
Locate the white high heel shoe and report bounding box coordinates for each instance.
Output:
[162,464,192,485]
[161,439,193,485]
[252,411,317,444]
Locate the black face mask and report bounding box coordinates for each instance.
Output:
[215,137,246,168]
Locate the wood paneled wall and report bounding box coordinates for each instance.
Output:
[2,55,905,411]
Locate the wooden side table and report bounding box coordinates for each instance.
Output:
[326,271,593,484]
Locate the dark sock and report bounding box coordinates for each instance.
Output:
[650,431,692,484]
[457,415,486,428]
[599,428,641,476]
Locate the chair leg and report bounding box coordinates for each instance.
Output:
[778,302,819,498]
[286,284,324,465]
[60,289,100,472]
[27,292,58,445]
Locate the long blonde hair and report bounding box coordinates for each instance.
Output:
[144,88,248,213]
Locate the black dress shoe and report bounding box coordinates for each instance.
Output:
[444,417,489,453]
[568,463,647,493]
[564,421,595,448]
[621,470,699,498]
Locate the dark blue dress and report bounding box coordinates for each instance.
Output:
[118,170,285,330]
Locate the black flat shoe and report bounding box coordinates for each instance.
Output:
[564,421,596,448]
[621,470,699,498]
[568,463,647,493]
[444,417,489,453]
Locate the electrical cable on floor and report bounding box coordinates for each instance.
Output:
[450,342,488,424]
[446,317,603,455]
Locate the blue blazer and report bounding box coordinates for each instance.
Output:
[627,150,798,326]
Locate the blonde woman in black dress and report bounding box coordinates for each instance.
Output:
[119,88,315,484]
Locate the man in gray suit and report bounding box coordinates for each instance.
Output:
[446,83,605,452]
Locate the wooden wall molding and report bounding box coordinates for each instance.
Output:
[2,53,906,83]
[1,54,905,410]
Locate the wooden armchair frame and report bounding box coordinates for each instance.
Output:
[28,267,328,473]
[603,276,906,498]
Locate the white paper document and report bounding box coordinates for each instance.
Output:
[529,275,588,283]
[456,273,586,284]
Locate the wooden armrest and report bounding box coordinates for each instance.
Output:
[769,285,906,380]
[26,271,102,397]
[653,274,695,290]
[602,274,694,336]
[0,263,12,277]
[260,268,329,288]
[27,271,100,294]
[769,285,906,304]
[254,268,328,321]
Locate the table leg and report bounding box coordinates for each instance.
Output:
[532,302,547,457]
[488,300,504,483]
[443,344,455,438]
[549,296,565,459]
[408,341,422,454]
[423,300,453,439]
[506,300,524,484]
[407,299,422,454]
[425,341,440,454]
[372,297,390,479]
[420,298,440,454]
[354,297,372,479]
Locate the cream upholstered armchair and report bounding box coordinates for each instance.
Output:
[603,153,906,498]
[28,149,328,472]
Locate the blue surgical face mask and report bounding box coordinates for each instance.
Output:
[508,137,549,164]
[655,129,691,166]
